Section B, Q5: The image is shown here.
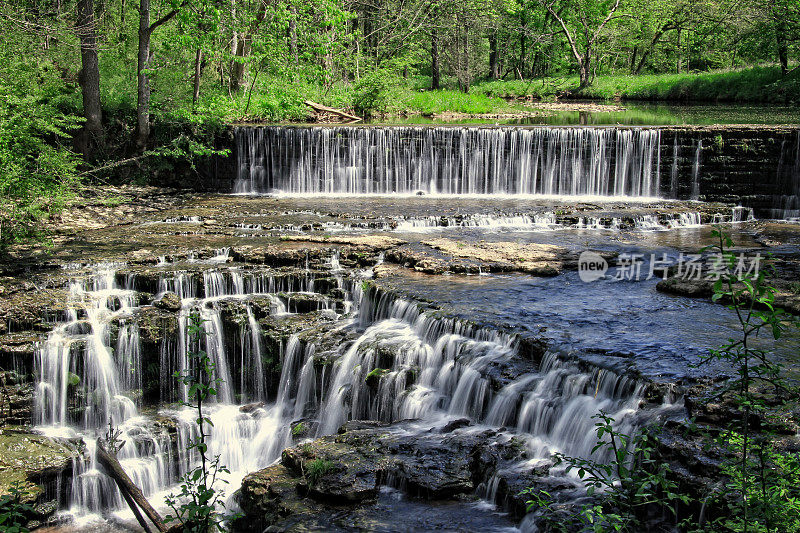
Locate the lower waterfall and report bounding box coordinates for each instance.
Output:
[33,261,672,525]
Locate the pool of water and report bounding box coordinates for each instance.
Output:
[379,266,800,383]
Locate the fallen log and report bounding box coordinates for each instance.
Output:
[118,483,154,533]
[96,438,169,532]
[304,100,362,123]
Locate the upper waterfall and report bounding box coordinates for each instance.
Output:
[234,126,663,197]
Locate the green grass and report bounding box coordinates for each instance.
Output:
[305,458,334,486]
[472,66,800,103]
[397,89,516,115]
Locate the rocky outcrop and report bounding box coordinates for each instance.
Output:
[235,419,536,531]
[0,429,82,528]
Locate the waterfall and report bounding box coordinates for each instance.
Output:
[34,265,663,524]
[769,131,800,220]
[691,139,702,200]
[670,135,679,197]
[234,126,664,198]
[35,269,138,429]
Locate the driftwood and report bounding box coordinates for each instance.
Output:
[304,100,362,123]
[95,438,169,532]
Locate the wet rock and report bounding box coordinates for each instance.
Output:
[422,239,565,276]
[279,292,343,314]
[153,291,182,311]
[290,419,315,440]
[134,306,179,343]
[237,420,537,531]
[240,402,266,413]
[0,332,39,366]
[656,277,714,298]
[0,429,82,526]
[236,464,310,531]
[0,286,70,332]
[440,418,471,433]
[281,235,405,250]
[0,373,33,426]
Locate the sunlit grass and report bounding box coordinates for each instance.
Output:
[472,66,800,103]
[398,89,515,115]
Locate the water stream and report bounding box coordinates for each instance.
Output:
[33,257,686,529]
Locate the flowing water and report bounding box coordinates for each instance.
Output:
[232,125,800,222]
[33,256,692,529]
[24,122,800,531]
[234,126,663,197]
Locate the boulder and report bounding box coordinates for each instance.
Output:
[153,291,182,311]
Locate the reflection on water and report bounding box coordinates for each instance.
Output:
[369,103,800,127]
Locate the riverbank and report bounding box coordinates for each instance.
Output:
[473,66,800,103]
[157,67,800,125]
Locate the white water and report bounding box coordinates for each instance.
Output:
[234,126,663,197]
[691,139,702,200]
[34,262,664,526]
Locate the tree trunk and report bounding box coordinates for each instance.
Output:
[193,48,202,105]
[579,57,590,88]
[489,31,499,79]
[634,27,668,75]
[461,21,470,93]
[519,9,527,79]
[96,439,168,532]
[231,6,268,93]
[137,0,152,150]
[776,20,788,75]
[431,32,440,90]
[231,38,249,92]
[289,6,298,63]
[77,0,103,155]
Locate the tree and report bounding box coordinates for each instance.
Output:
[76,0,103,155]
[541,0,625,87]
[137,0,184,150]
[0,6,81,250]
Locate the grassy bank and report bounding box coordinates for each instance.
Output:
[190,80,520,123]
[193,66,799,125]
[472,66,800,103]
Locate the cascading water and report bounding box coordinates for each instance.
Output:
[691,138,703,200]
[234,126,663,197]
[769,131,800,220]
[34,259,667,527]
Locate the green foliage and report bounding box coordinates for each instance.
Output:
[711,434,800,532]
[524,411,688,532]
[0,10,81,251]
[400,90,513,115]
[291,422,307,436]
[165,313,235,532]
[0,483,34,533]
[696,227,800,532]
[353,69,401,118]
[305,458,334,486]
